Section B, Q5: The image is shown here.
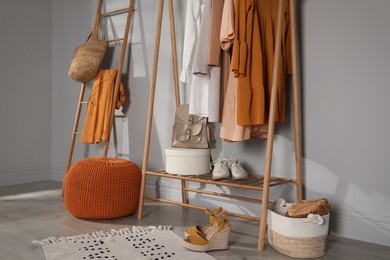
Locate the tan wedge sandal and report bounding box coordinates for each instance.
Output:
[183,211,231,252]
[184,207,223,238]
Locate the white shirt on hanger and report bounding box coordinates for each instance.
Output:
[179,0,204,83]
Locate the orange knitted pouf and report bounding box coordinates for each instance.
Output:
[64,157,141,219]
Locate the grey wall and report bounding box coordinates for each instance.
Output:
[0,0,52,185]
[51,0,96,179]
[300,0,390,246]
[1,0,389,247]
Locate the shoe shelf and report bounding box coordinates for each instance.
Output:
[145,170,295,190]
[143,170,296,222]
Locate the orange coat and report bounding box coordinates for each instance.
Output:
[81,69,126,144]
[232,0,265,126]
[257,0,292,123]
[220,0,268,141]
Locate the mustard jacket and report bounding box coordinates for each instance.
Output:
[81,69,126,144]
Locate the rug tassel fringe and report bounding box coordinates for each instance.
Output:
[32,225,172,245]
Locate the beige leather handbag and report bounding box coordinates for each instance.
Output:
[171,104,216,149]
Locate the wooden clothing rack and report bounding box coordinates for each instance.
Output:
[137,0,302,251]
[62,0,135,193]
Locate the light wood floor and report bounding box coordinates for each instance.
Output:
[0,181,389,260]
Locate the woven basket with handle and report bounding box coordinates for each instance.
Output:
[68,15,108,83]
[268,199,330,258]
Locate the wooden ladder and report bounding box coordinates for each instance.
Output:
[137,0,302,251]
[62,0,135,193]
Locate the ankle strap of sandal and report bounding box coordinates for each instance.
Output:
[205,207,223,226]
[213,211,228,231]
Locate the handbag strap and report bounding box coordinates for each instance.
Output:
[89,14,119,44]
[91,14,102,39]
[105,16,120,44]
[85,31,93,42]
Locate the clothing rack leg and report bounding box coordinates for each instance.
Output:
[137,0,165,221]
[167,0,188,207]
[289,0,303,201]
[258,0,285,251]
[168,0,180,107]
[181,180,188,207]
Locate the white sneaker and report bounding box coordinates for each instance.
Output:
[229,158,248,180]
[212,158,230,180]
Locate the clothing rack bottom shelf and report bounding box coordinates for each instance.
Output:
[142,170,297,222]
[145,171,295,190]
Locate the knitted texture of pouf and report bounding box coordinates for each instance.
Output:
[64,157,141,219]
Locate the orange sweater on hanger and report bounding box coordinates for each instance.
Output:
[81,69,126,144]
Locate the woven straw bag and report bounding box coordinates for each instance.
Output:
[68,17,108,83]
[268,199,330,258]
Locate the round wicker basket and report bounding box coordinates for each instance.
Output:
[268,199,330,258]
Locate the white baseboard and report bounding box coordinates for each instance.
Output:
[0,166,51,187]
[330,208,390,247]
[145,178,390,247]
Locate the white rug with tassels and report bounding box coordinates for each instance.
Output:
[32,225,215,260]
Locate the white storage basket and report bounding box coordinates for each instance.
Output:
[268,199,330,258]
[165,148,210,176]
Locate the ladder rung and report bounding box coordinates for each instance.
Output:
[108,38,125,43]
[80,101,88,104]
[102,7,129,17]
[75,132,83,135]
